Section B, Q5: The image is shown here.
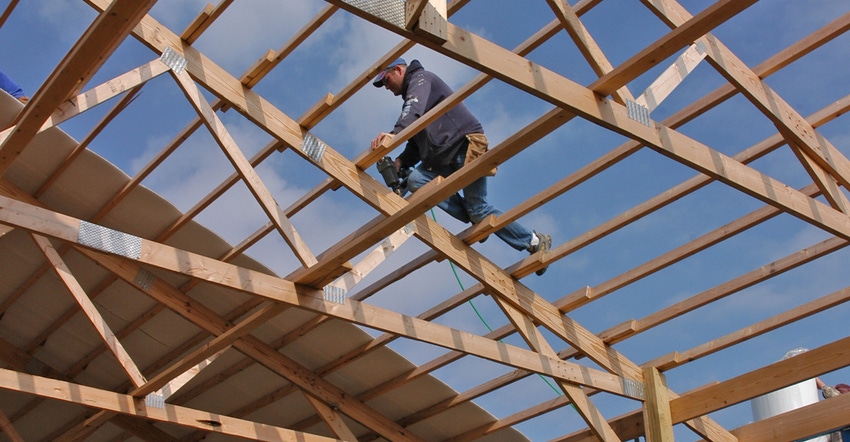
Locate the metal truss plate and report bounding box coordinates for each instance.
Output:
[78,221,142,260]
[340,0,405,28]
[626,99,651,127]
[160,46,187,74]
[301,132,328,163]
[323,285,346,305]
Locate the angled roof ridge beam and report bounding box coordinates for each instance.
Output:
[0,0,157,176]
[589,0,758,96]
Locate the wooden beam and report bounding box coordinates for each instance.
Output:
[170,68,318,268]
[40,58,170,131]
[412,0,447,43]
[0,0,157,175]
[0,410,23,442]
[132,302,287,398]
[590,0,757,96]
[641,0,850,199]
[650,283,850,371]
[545,0,634,103]
[497,300,623,442]
[634,43,706,111]
[35,82,144,199]
[0,192,639,399]
[643,367,674,442]
[181,1,234,44]
[670,335,850,423]
[241,4,338,88]
[0,368,340,441]
[30,233,147,388]
[0,0,18,30]
[730,390,850,442]
[304,394,359,441]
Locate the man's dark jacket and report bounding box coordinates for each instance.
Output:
[393,60,483,172]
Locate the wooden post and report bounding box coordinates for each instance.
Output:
[643,366,674,442]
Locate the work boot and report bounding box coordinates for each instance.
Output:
[529,231,551,276]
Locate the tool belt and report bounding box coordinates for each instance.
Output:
[463,133,497,176]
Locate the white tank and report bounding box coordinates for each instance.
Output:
[750,348,828,441]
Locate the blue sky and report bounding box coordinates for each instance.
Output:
[2,0,850,440]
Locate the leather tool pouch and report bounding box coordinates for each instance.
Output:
[463,133,497,176]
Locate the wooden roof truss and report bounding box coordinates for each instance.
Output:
[0,0,848,440]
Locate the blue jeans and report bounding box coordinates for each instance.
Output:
[405,153,535,251]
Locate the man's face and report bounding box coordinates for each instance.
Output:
[382,65,404,96]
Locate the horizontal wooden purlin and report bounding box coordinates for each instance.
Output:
[0,0,157,176]
[669,334,850,424]
[242,4,338,89]
[181,0,233,44]
[0,368,339,442]
[648,284,850,372]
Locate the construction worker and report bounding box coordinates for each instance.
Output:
[370,58,551,275]
[0,69,29,104]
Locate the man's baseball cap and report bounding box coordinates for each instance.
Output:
[372,58,406,87]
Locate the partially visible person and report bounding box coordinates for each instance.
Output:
[0,69,29,104]
[370,58,552,275]
[816,378,849,441]
[817,377,850,399]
